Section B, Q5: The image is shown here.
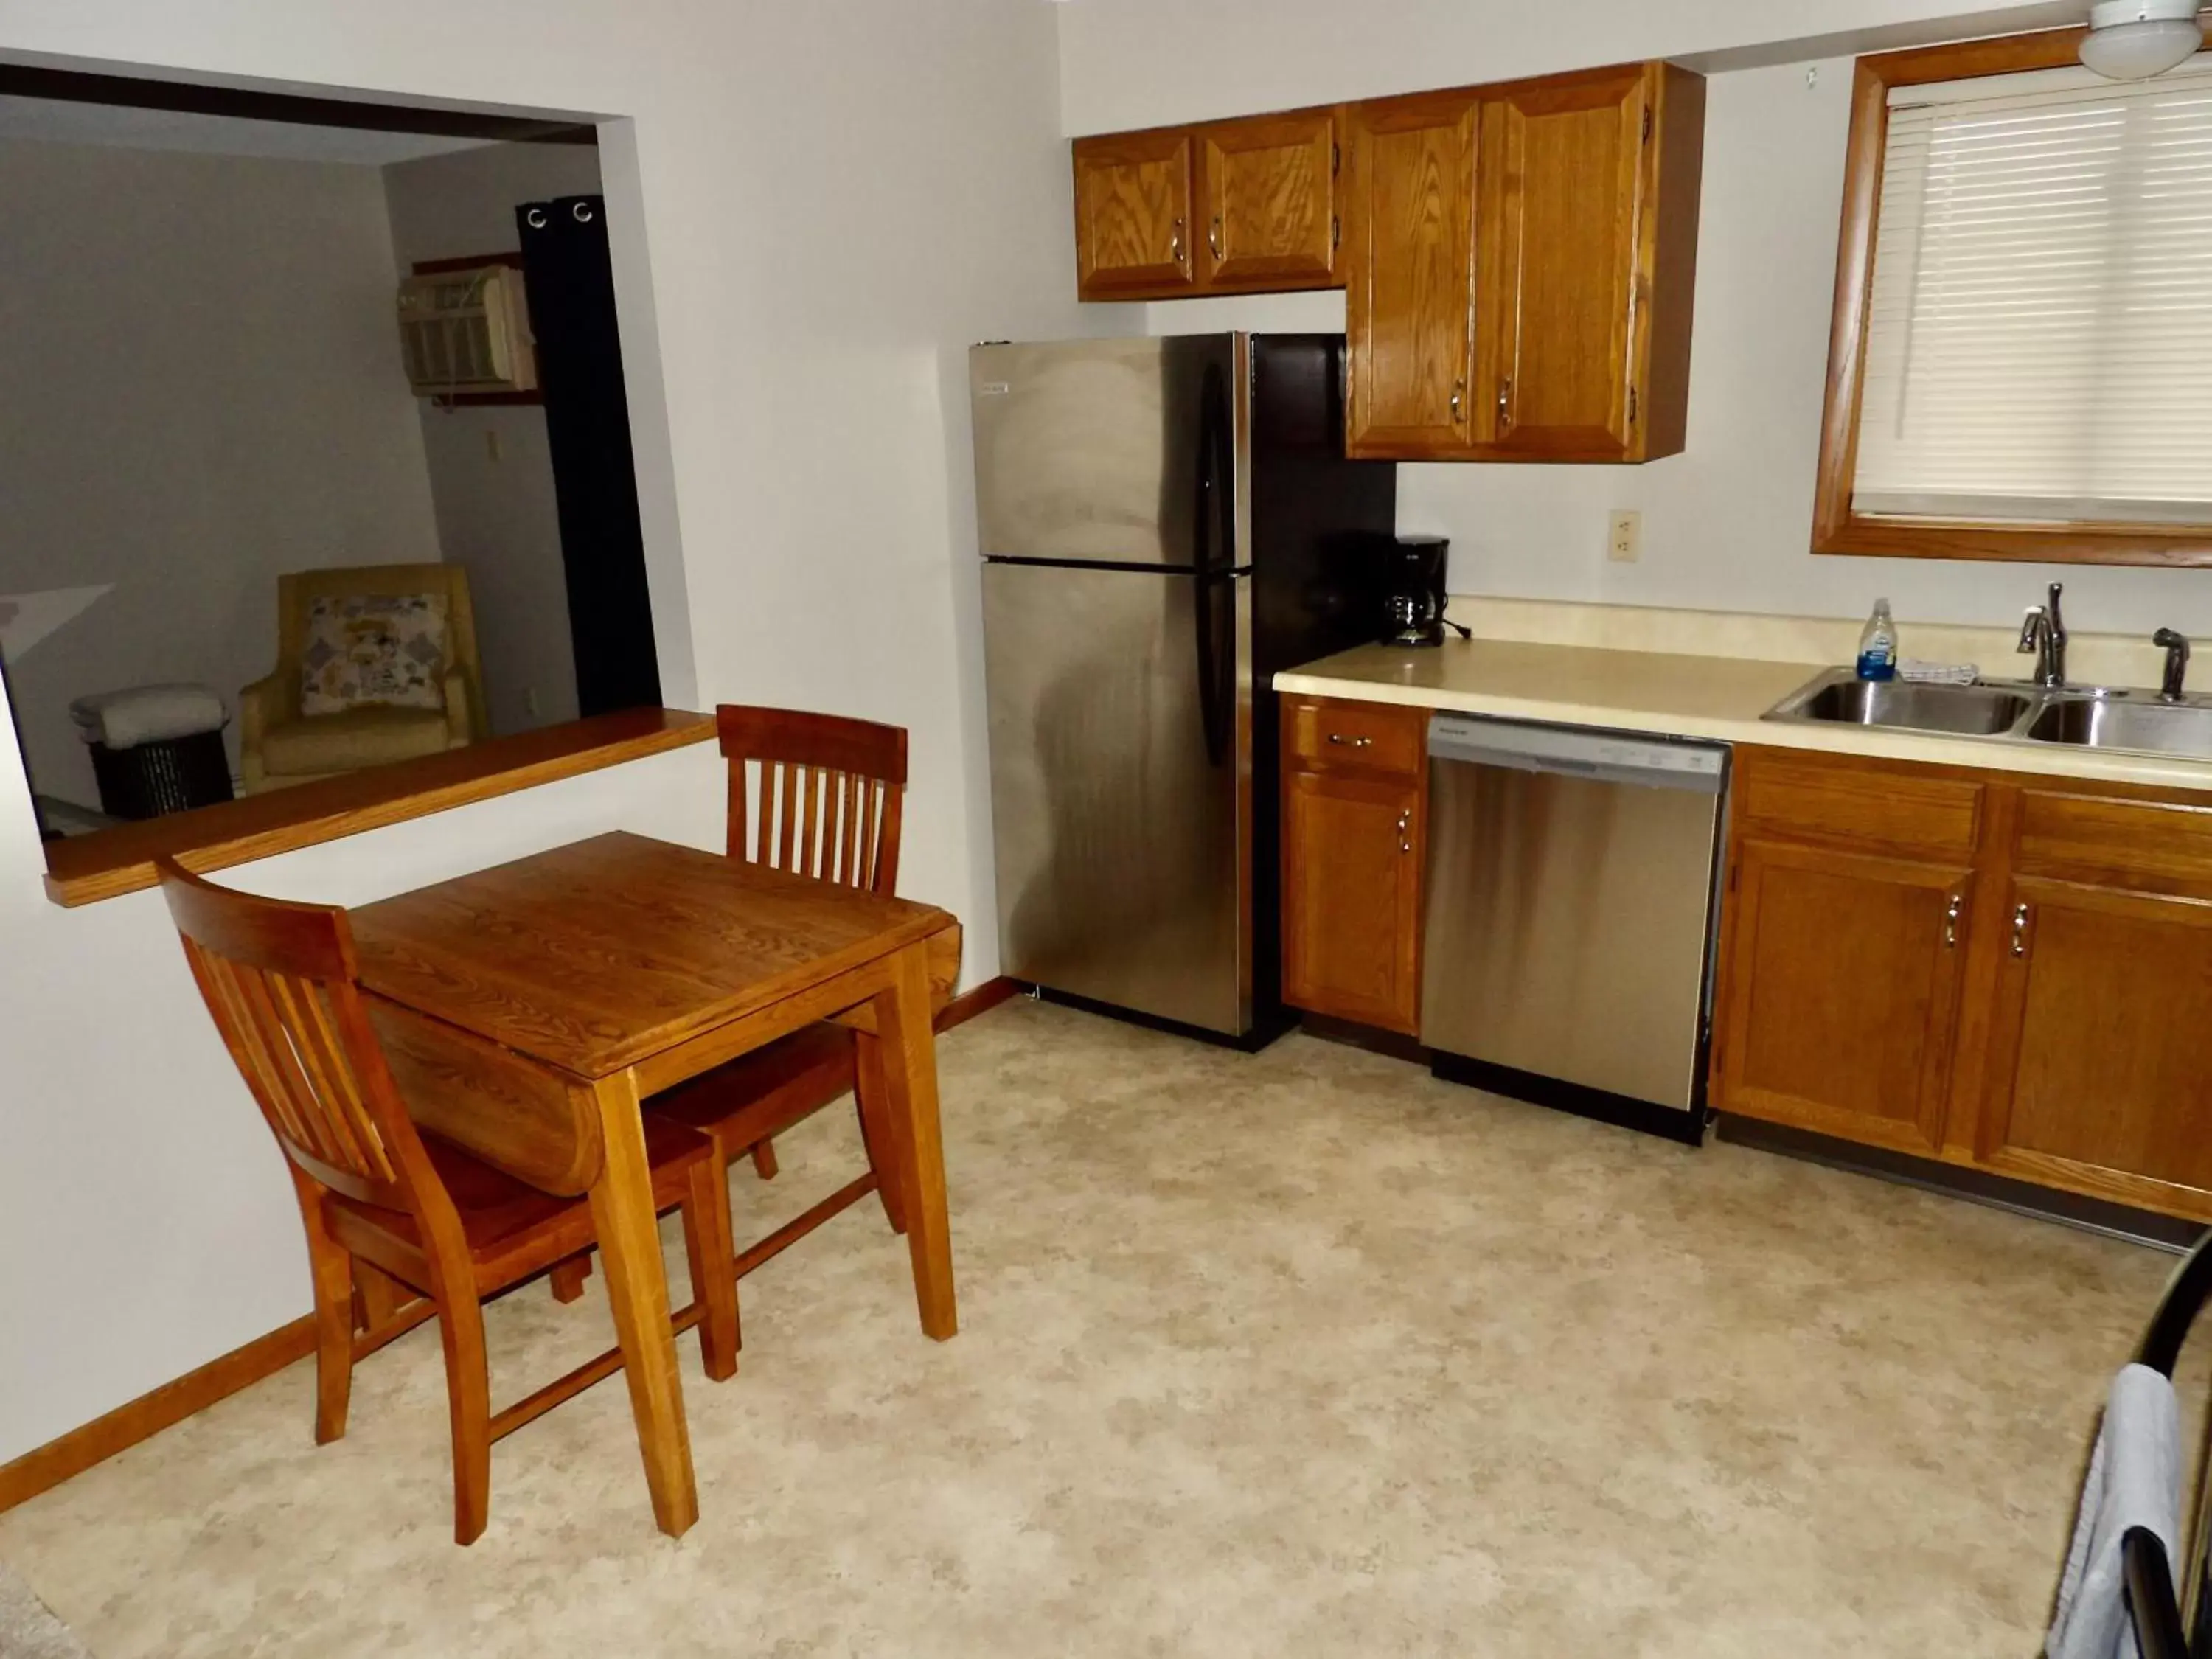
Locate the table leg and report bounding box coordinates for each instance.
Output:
[582,1068,698,1537]
[872,941,958,1340]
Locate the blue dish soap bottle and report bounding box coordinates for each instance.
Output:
[1857,599,1899,681]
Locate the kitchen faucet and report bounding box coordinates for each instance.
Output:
[2017,582,2067,688]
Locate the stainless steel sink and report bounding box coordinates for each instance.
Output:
[1764,666,2212,763]
[1792,677,2034,736]
[2024,697,2212,755]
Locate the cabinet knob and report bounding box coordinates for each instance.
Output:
[1943,891,1963,949]
[1450,379,1465,422]
[1208,215,1223,260]
[2011,902,2031,957]
[1396,808,1412,854]
[1498,376,1514,431]
[1171,218,1184,264]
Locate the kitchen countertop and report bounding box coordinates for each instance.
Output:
[1275,639,2212,792]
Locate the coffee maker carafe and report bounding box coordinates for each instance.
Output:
[1383,535,1451,647]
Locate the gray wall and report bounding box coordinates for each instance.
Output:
[382,141,604,734]
[0,137,442,805]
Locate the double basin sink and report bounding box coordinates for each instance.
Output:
[1765,667,2212,761]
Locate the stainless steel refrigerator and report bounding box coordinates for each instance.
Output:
[970,333,1397,1045]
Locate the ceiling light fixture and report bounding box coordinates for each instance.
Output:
[2080,0,2205,80]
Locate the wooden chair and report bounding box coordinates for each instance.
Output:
[647,706,910,1278]
[159,859,740,1545]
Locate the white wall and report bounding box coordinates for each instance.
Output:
[0,0,1082,1465]
[383,141,605,735]
[0,137,443,806]
[1074,0,2212,647]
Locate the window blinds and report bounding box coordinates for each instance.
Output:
[1853,59,2212,524]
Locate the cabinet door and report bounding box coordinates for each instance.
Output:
[1282,768,1423,1033]
[1073,131,1195,299]
[1977,877,2212,1217]
[1197,110,1338,292]
[1343,90,1479,458]
[1472,65,1648,458]
[1715,838,1972,1155]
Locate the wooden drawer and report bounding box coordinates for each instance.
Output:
[2015,788,2212,900]
[1284,696,1427,777]
[1733,747,1983,859]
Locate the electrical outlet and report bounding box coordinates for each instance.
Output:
[485,429,503,463]
[1607,509,1642,563]
[523,688,540,718]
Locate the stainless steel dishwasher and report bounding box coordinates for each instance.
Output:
[1419,714,1729,1141]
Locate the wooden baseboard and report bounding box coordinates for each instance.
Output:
[0,1315,316,1514]
[936,975,1018,1033]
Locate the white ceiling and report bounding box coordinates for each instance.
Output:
[0,94,495,164]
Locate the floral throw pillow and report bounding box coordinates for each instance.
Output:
[299,593,448,717]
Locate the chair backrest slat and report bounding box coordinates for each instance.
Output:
[716,706,907,896]
[161,861,438,1214]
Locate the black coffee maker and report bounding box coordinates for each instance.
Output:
[1382,535,1454,647]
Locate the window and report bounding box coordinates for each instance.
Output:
[1815,32,2212,566]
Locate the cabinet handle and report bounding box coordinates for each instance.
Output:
[1397,809,1412,854]
[1326,732,1373,749]
[2011,902,2031,958]
[1208,215,1223,260]
[1171,218,1184,264]
[1942,891,1963,948]
[1450,379,1465,422]
[1498,376,1514,431]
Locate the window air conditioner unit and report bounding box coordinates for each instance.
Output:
[396,264,538,396]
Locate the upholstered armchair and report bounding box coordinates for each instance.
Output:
[240,564,488,794]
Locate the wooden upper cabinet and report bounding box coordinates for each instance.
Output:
[1343,89,1480,459]
[1073,129,1196,299]
[1472,62,1703,461]
[1197,108,1339,292]
[1474,66,1646,457]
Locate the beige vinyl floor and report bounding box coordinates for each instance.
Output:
[1,998,2200,1658]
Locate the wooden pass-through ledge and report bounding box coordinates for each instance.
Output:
[40,708,717,908]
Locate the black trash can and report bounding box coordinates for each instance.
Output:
[69,685,235,820]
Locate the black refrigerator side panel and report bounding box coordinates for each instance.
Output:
[1246,334,1399,1029]
[518,195,662,718]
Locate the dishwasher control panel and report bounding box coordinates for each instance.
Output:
[1427,714,1727,789]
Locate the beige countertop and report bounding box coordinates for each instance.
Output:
[1275,639,2212,792]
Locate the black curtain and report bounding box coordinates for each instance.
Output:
[516,194,661,717]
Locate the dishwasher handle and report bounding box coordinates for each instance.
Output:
[1427,714,1727,795]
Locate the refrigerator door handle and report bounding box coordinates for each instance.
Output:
[1194,364,1236,767]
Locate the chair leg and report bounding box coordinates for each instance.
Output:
[748,1139,779,1180]
[852,1033,907,1235]
[308,1242,356,1447]
[549,1253,593,1304]
[291,1175,356,1445]
[682,1158,741,1382]
[433,1287,493,1546]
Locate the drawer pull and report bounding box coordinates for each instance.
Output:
[1327,733,1373,749]
[1397,809,1411,854]
[1943,891,1963,949]
[2011,902,2031,958]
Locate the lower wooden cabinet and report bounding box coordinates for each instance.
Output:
[1714,746,2212,1221]
[1717,838,1970,1156]
[1281,697,1427,1034]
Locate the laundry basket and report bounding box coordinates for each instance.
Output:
[69,684,234,820]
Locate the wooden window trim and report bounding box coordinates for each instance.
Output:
[1812,26,2212,568]
[38,708,715,909]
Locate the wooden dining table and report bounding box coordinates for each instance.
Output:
[347,830,962,1539]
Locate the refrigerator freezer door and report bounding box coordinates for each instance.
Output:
[983,560,1252,1034]
[970,335,1239,569]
